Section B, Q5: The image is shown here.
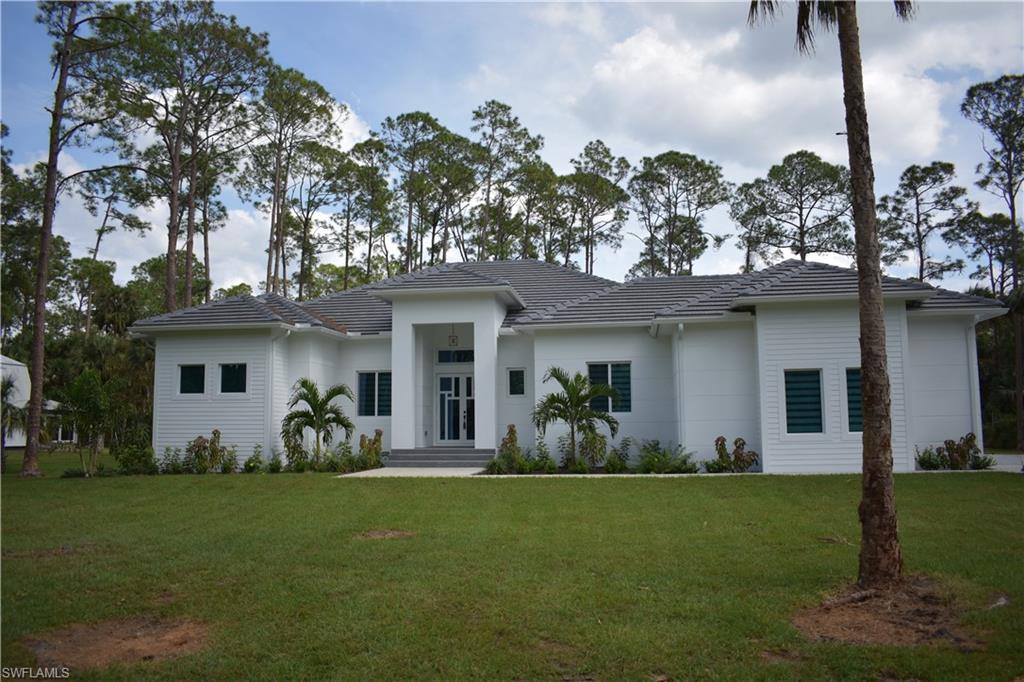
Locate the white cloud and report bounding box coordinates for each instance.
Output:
[529,3,608,41]
[574,25,948,167]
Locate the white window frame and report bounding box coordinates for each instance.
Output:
[506,367,527,398]
[586,360,632,414]
[217,362,249,396]
[780,366,826,438]
[177,363,206,396]
[358,370,391,417]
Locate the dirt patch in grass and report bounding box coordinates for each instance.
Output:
[2,543,96,559]
[760,648,803,664]
[793,575,982,650]
[356,529,415,539]
[24,616,208,671]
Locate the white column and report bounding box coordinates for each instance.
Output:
[967,321,984,451]
[473,315,498,450]
[391,321,416,449]
[672,323,686,449]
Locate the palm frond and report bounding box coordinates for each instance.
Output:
[747,0,779,26]
[894,1,915,21]
[322,382,355,405]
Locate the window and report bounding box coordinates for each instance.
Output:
[220,364,247,393]
[358,371,392,417]
[784,369,823,433]
[846,367,863,432]
[587,362,631,412]
[179,365,205,394]
[438,350,474,363]
[508,368,525,396]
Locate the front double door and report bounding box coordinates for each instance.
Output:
[437,374,474,445]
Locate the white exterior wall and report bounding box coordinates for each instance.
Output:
[336,337,392,451]
[390,294,505,450]
[679,321,761,463]
[496,334,535,446]
[532,328,675,460]
[755,301,912,473]
[906,316,979,453]
[152,331,272,457]
[1,356,30,447]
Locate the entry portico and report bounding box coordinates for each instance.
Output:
[377,283,522,452]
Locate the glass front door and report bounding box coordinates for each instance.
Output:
[437,374,474,445]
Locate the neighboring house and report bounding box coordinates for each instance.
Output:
[129,259,1006,473]
[0,354,70,449]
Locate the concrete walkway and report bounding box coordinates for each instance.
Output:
[339,467,484,478]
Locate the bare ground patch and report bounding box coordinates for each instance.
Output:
[356,529,415,539]
[24,616,208,671]
[793,575,982,650]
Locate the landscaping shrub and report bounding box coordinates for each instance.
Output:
[636,440,698,474]
[267,450,284,474]
[567,457,590,474]
[937,432,980,470]
[111,442,158,475]
[706,436,759,473]
[969,452,996,470]
[603,450,629,473]
[916,434,995,471]
[160,447,186,475]
[283,429,310,472]
[243,445,264,473]
[579,429,607,469]
[532,441,557,474]
[915,446,948,470]
[219,445,238,474]
[318,441,356,473]
[487,425,531,474]
[357,430,384,470]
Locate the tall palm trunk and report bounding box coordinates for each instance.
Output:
[23,1,78,477]
[837,1,902,588]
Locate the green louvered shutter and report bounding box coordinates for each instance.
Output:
[357,372,376,416]
[377,372,392,416]
[588,363,610,412]
[611,363,631,412]
[785,370,823,433]
[846,368,863,432]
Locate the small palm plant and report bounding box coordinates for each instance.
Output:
[531,366,619,465]
[1,375,26,474]
[281,378,355,465]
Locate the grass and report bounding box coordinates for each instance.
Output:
[2,452,1022,680]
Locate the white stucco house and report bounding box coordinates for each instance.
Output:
[129,259,1006,473]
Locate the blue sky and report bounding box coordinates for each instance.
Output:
[2,1,1022,290]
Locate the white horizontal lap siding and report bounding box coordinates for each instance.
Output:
[533,328,675,458]
[681,322,760,463]
[906,317,974,452]
[285,334,346,452]
[336,337,392,451]
[756,302,910,474]
[153,331,272,458]
[497,335,535,446]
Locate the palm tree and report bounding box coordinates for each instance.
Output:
[281,378,355,464]
[749,0,913,589]
[531,367,620,465]
[1,375,27,474]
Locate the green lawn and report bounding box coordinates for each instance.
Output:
[2,453,1022,681]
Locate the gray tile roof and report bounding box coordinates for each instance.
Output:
[131,293,347,332]
[130,259,1004,335]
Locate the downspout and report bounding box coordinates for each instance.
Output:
[966,317,983,453]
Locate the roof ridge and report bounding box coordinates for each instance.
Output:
[132,293,280,327]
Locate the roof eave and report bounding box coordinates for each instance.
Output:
[908,307,1008,322]
[127,321,292,338]
[729,291,933,308]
